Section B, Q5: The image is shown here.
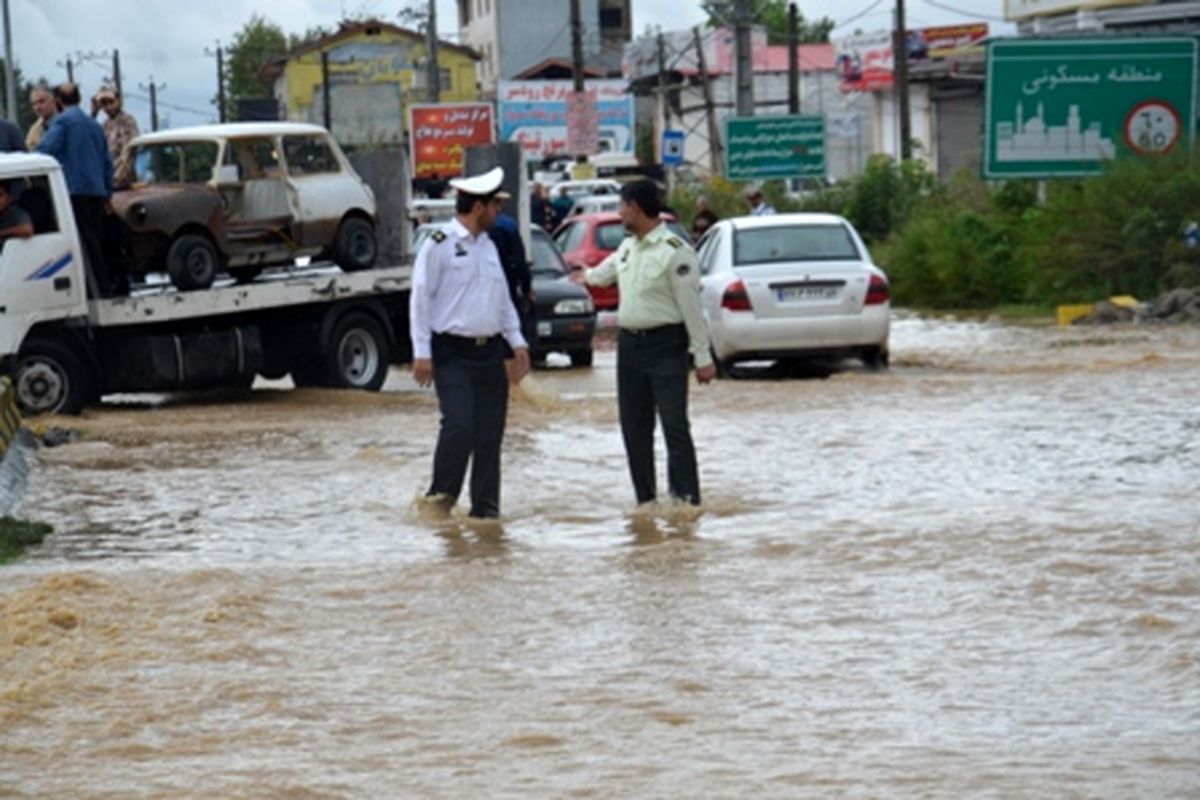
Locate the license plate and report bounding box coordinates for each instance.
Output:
[777,286,838,302]
[537,321,552,337]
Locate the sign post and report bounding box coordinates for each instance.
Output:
[984,37,1198,179]
[724,114,826,181]
[662,129,684,166]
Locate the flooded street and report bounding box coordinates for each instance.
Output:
[3,314,1199,798]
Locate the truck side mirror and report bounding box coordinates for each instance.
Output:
[214,164,241,186]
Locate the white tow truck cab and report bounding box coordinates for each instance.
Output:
[0,154,411,415]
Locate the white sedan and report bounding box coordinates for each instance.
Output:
[695,213,890,373]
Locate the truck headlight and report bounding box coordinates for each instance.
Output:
[554,298,591,315]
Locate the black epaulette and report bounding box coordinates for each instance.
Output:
[430,230,447,244]
[666,236,684,249]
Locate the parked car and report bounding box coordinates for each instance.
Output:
[695,213,890,374]
[549,178,622,202]
[552,211,691,310]
[568,193,621,216]
[113,122,378,290]
[411,224,596,367]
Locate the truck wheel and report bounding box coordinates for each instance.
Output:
[326,312,390,390]
[167,234,220,290]
[332,217,377,272]
[14,338,92,415]
[570,348,594,368]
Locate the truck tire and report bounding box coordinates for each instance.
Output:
[331,217,377,272]
[167,233,220,291]
[325,312,390,390]
[14,338,92,415]
[570,348,594,368]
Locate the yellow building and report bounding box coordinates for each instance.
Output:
[266,20,480,147]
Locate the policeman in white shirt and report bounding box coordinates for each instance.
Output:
[745,186,776,216]
[410,166,531,518]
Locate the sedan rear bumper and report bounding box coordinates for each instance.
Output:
[534,315,596,354]
[711,305,889,361]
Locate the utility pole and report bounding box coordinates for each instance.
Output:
[425,0,440,103]
[321,51,331,130]
[656,32,669,133]
[205,43,225,122]
[58,54,75,83]
[894,0,912,161]
[2,0,16,122]
[693,26,722,175]
[787,3,799,115]
[141,76,165,131]
[734,0,754,117]
[112,49,122,96]
[569,0,589,174]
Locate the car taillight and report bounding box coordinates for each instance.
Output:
[721,279,752,312]
[865,274,890,305]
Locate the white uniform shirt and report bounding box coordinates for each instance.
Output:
[409,217,527,359]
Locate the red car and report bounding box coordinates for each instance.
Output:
[552,211,690,310]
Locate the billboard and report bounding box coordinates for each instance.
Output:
[498,80,635,160]
[408,103,495,181]
[834,24,988,92]
[1003,0,1152,20]
[984,37,1198,178]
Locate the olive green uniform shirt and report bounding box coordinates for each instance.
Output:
[586,222,713,369]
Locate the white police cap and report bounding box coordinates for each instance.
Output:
[449,166,510,198]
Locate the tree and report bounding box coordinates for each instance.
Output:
[703,0,834,45]
[225,14,289,121]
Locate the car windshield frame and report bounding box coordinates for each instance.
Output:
[733,223,861,265]
[132,139,221,186]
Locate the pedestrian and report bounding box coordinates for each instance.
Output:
[0,114,24,152]
[488,210,536,366]
[745,186,776,216]
[691,196,718,239]
[36,82,122,297]
[529,182,551,231]
[92,84,139,188]
[551,184,574,226]
[583,178,715,507]
[24,84,56,151]
[0,181,34,241]
[409,166,531,519]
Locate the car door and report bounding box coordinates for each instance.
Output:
[221,136,293,237]
[281,133,365,248]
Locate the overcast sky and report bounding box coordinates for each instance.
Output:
[8,0,1010,131]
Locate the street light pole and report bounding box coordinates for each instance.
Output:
[2,0,16,122]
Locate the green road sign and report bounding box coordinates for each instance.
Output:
[985,37,1198,179]
[725,115,826,180]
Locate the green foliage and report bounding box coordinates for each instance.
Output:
[842,155,939,244]
[703,0,833,44]
[0,517,53,564]
[225,14,289,121]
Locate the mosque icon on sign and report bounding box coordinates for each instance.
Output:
[995,101,1116,161]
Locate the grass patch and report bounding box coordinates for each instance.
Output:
[0,516,53,564]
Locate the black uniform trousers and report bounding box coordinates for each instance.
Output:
[617,324,701,506]
[428,333,509,518]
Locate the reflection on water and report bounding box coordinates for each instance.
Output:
[3,316,1199,797]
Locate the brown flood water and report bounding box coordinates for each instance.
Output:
[3,313,1199,798]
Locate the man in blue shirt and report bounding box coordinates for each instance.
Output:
[37,82,122,296]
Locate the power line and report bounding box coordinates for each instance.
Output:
[833,0,885,31]
[918,0,1009,22]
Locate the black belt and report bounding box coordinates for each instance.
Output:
[434,332,500,347]
[620,323,685,337]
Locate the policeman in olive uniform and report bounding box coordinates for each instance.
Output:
[585,179,715,506]
[410,166,531,518]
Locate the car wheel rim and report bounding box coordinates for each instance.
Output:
[349,228,375,262]
[16,360,67,414]
[187,247,215,281]
[338,329,379,386]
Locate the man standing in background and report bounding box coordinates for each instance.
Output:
[92,85,139,187]
[24,84,56,150]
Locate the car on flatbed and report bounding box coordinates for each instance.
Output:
[1,152,409,415]
[114,122,378,291]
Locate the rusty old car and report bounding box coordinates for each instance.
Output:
[113,123,378,290]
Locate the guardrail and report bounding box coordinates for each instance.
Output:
[0,377,20,462]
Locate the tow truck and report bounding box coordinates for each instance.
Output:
[1,153,411,415]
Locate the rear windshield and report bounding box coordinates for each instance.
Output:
[734,224,860,265]
[596,222,627,251]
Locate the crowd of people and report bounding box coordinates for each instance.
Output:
[1,81,139,296]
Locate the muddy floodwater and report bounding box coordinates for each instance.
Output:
[3,314,1198,798]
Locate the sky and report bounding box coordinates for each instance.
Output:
[7,0,1012,132]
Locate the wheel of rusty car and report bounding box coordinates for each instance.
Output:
[332,217,377,272]
[326,312,390,390]
[167,233,221,291]
[14,338,92,416]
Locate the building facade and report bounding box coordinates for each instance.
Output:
[267,21,480,147]
[457,0,632,95]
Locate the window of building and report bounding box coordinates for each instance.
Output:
[599,7,624,31]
